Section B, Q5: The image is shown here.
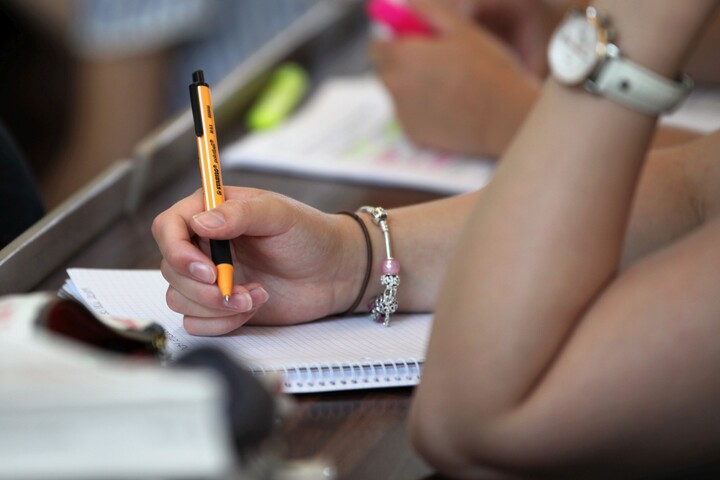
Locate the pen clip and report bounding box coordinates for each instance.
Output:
[189,85,205,137]
[189,71,209,137]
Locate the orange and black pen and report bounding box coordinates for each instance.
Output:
[189,70,234,303]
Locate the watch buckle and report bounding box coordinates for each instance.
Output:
[585,43,621,95]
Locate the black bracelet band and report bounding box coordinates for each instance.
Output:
[337,211,373,316]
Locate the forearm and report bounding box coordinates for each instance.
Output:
[685,10,720,83]
[412,0,716,473]
[421,77,655,453]
[346,127,712,320]
[621,133,720,267]
[353,191,481,313]
[651,125,701,148]
[344,125,713,319]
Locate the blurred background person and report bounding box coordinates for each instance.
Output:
[0,0,321,210]
[370,0,720,157]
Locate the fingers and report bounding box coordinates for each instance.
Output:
[368,0,467,69]
[154,186,339,331]
[164,272,270,336]
[368,36,390,66]
[153,188,281,335]
[152,191,216,282]
[408,0,467,34]
[369,0,472,83]
[368,38,397,82]
[370,37,435,96]
[162,256,269,309]
[190,190,298,241]
[153,187,289,281]
[183,314,254,337]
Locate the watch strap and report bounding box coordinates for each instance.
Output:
[590,56,693,115]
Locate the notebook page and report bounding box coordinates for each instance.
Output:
[65,269,432,370]
[222,75,496,194]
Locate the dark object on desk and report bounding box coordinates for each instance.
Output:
[177,347,277,456]
[0,121,44,249]
[39,296,166,357]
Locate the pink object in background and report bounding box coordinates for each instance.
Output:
[366,0,434,37]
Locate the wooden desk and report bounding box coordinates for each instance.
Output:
[283,390,432,479]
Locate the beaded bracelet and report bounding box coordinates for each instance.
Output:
[358,206,400,327]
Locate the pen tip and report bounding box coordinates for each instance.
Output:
[192,70,205,83]
[224,295,231,304]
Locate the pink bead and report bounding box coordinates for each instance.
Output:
[381,258,400,275]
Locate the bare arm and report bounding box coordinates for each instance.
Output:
[409,1,719,477]
[686,9,720,83]
[387,128,720,314]
[358,192,480,313]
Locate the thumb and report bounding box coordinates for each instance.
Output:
[191,191,297,240]
[407,0,466,35]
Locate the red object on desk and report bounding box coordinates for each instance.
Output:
[366,0,434,37]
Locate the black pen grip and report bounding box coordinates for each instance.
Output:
[210,239,233,265]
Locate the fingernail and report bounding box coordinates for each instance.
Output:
[249,286,269,306]
[227,292,253,312]
[193,211,225,229]
[189,262,215,283]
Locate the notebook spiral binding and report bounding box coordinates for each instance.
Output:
[251,358,423,393]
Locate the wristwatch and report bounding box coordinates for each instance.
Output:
[547,7,693,115]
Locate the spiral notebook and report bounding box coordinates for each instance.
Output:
[63,268,432,394]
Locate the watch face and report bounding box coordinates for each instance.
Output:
[548,14,600,85]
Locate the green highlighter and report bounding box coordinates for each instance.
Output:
[247,62,309,131]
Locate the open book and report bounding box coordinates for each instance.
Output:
[64,268,433,394]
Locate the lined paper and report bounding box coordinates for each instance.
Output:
[65,268,432,392]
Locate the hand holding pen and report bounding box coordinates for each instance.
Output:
[153,70,353,336]
[367,0,434,38]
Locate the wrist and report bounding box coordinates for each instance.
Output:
[356,210,387,310]
[590,0,716,77]
[548,3,700,115]
[333,212,373,316]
